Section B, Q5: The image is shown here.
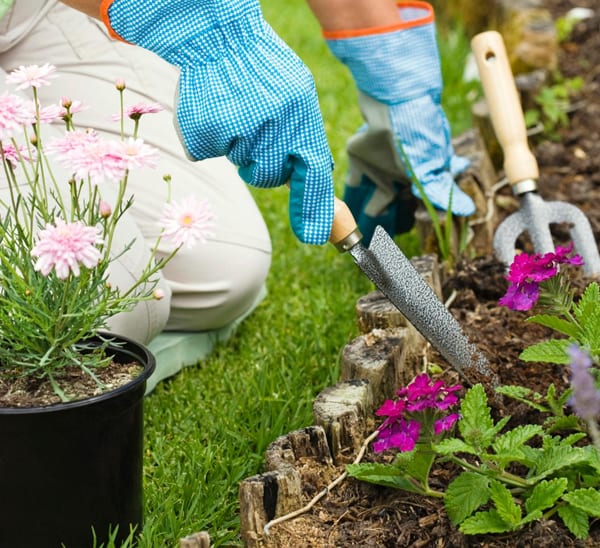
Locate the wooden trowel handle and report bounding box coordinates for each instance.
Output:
[329,196,362,252]
[471,31,539,190]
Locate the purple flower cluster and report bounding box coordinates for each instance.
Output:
[568,345,600,421]
[373,374,461,453]
[499,244,584,311]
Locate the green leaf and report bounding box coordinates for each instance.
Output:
[562,488,600,517]
[520,339,572,364]
[544,414,581,433]
[492,424,543,455]
[495,385,548,412]
[526,314,580,338]
[530,446,592,482]
[459,510,512,535]
[459,385,497,449]
[433,438,478,455]
[346,463,424,494]
[445,472,490,524]
[490,480,521,526]
[557,504,589,539]
[525,478,568,514]
[574,282,600,323]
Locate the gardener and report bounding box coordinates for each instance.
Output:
[0,0,470,386]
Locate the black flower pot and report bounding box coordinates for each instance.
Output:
[0,334,155,548]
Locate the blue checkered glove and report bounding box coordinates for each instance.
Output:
[326,1,474,242]
[101,0,334,244]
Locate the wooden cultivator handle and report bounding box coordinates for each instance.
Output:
[471,31,539,193]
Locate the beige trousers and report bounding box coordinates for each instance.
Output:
[0,1,272,344]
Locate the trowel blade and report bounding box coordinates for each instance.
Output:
[349,226,490,380]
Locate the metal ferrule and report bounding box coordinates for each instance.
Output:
[333,228,363,253]
[512,179,538,196]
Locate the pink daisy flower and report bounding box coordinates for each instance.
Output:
[0,93,33,140]
[111,102,164,121]
[47,129,99,155]
[31,218,103,279]
[49,132,127,183]
[113,138,160,170]
[159,196,215,249]
[6,63,57,90]
[1,142,33,168]
[27,101,62,125]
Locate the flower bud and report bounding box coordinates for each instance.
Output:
[61,96,72,109]
[99,200,112,218]
[115,78,126,91]
[153,288,165,300]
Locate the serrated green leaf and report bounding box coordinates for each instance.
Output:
[434,437,478,455]
[459,384,496,448]
[557,504,589,539]
[519,509,543,526]
[574,282,600,322]
[526,314,580,338]
[346,463,424,494]
[492,424,543,455]
[459,509,512,535]
[495,385,548,412]
[490,480,521,526]
[520,339,572,364]
[544,414,580,433]
[444,472,490,524]
[562,488,600,517]
[525,478,568,514]
[530,445,592,482]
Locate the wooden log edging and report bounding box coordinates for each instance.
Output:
[238,255,440,546]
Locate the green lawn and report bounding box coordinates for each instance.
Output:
[130,3,476,546]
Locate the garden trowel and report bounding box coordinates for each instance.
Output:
[329,197,494,386]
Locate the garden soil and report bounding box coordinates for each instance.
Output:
[262,2,600,546]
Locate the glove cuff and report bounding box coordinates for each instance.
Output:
[100,0,123,41]
[322,1,434,40]
[100,0,263,60]
[325,2,441,104]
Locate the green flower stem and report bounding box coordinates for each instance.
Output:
[448,455,531,488]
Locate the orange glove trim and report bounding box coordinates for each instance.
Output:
[322,1,434,40]
[99,0,129,42]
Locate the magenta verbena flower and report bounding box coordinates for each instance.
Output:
[373,418,421,453]
[397,373,461,412]
[499,243,584,311]
[31,218,103,280]
[434,413,460,435]
[567,344,600,421]
[373,374,462,453]
[159,196,216,249]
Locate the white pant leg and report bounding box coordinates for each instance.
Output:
[0,3,272,337]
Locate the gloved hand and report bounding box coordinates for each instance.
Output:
[325,1,475,244]
[101,0,334,245]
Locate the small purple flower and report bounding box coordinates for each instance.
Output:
[499,244,584,312]
[434,413,460,434]
[498,281,540,311]
[373,374,462,453]
[374,418,421,453]
[567,345,600,421]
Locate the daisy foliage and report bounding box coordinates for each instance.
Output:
[0,64,214,397]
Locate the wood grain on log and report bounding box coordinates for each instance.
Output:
[312,380,374,464]
[341,327,422,406]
